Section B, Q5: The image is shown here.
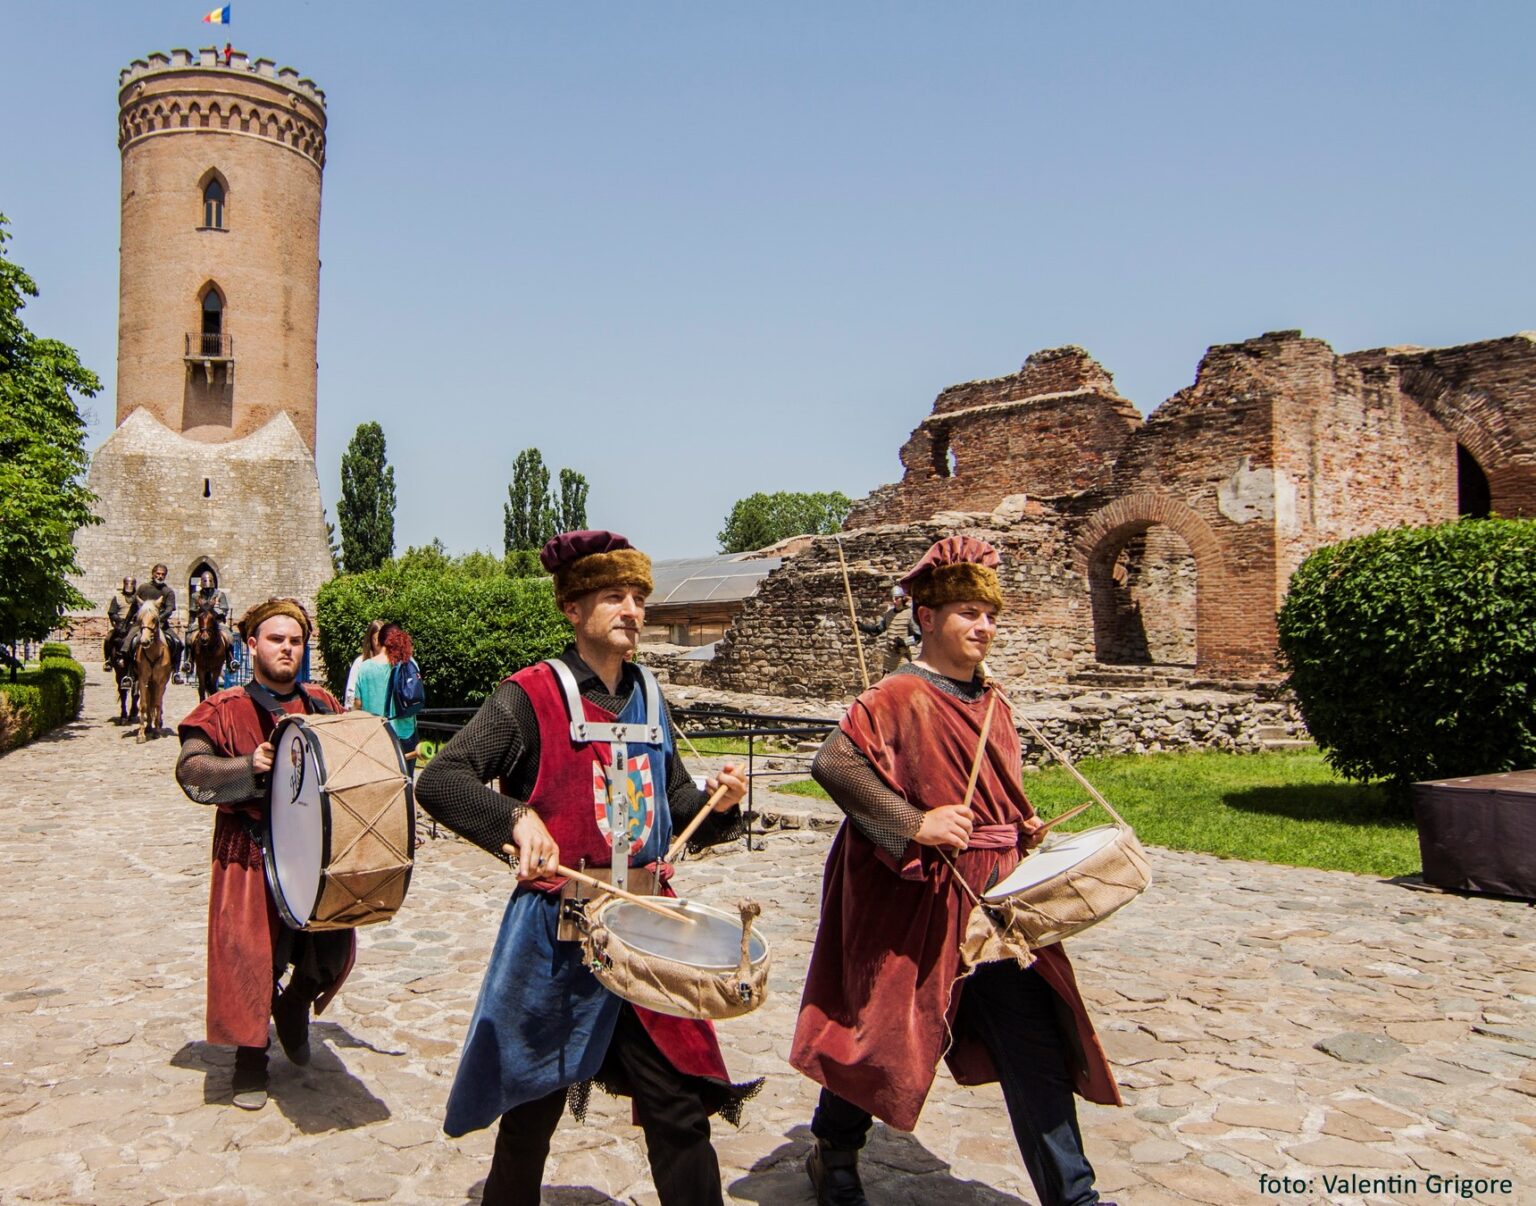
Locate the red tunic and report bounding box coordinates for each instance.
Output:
[789,673,1119,1131]
[509,662,734,1088]
[180,685,355,1048]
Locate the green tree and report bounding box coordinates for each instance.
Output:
[504,447,554,553]
[1277,518,1536,800]
[556,467,590,533]
[717,490,853,553]
[0,215,101,648]
[324,509,342,571]
[338,421,396,572]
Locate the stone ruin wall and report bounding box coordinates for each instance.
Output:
[709,330,1536,702]
[845,347,1141,529]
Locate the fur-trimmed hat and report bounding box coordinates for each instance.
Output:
[540,530,655,607]
[898,536,1004,612]
[238,598,312,642]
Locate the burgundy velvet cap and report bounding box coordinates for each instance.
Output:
[539,530,635,573]
[897,535,1001,591]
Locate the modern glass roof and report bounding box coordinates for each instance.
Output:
[648,555,781,606]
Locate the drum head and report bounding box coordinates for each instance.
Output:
[603,899,768,970]
[982,825,1121,901]
[266,718,326,928]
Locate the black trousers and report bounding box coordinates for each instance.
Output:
[811,962,1101,1206]
[234,930,351,1070]
[482,1005,723,1206]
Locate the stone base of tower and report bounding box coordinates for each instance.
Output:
[71,408,335,629]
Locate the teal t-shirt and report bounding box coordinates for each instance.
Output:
[355,658,416,740]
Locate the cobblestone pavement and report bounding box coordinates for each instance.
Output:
[1,669,1533,1204]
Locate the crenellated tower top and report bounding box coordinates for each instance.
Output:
[118,48,326,169]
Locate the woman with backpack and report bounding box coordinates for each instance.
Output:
[353,621,424,771]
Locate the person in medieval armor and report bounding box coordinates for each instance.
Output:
[129,563,184,679]
[104,576,138,669]
[416,530,753,1206]
[190,571,237,673]
[856,583,918,675]
[173,600,353,1111]
[791,536,1121,1206]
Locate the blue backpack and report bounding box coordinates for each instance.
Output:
[387,658,426,718]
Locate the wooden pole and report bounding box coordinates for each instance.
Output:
[834,537,870,692]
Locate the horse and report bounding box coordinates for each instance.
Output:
[134,599,174,743]
[108,615,140,724]
[189,607,232,702]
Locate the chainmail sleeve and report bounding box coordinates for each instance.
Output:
[414,682,536,861]
[175,734,263,806]
[811,729,925,861]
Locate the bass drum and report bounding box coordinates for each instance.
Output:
[266,712,415,931]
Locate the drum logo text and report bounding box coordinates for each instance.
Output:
[288,739,307,805]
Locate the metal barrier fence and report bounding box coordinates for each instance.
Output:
[413,704,839,852]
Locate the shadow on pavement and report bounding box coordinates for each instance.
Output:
[460,1178,620,1204]
[728,1124,1027,1205]
[172,1030,392,1132]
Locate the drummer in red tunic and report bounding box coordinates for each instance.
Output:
[175,599,353,1111]
[790,536,1122,1206]
[415,530,751,1206]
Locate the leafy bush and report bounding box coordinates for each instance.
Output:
[316,562,569,707]
[1277,518,1536,797]
[39,642,70,659]
[0,652,84,751]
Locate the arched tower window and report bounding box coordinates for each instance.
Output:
[202,176,226,229]
[200,287,224,356]
[1457,444,1491,518]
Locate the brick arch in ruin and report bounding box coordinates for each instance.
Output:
[1073,492,1227,671]
[1395,365,1525,514]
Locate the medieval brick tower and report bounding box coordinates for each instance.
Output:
[74,48,335,626]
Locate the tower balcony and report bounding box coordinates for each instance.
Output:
[184,332,234,385]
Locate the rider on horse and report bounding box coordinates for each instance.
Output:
[128,564,185,681]
[104,576,138,670]
[190,571,238,674]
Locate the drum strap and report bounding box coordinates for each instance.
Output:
[543,659,664,893]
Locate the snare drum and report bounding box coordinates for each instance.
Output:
[579,896,770,1021]
[980,824,1151,949]
[266,712,415,931]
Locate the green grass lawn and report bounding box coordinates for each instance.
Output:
[777,749,1421,878]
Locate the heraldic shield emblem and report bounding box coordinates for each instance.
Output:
[591,753,657,856]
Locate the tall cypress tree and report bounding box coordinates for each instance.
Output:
[503,447,554,553]
[338,421,396,572]
[556,467,589,533]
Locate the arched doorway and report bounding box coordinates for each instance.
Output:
[1458,444,1491,518]
[1075,492,1226,673]
[1088,524,1197,666]
[187,558,220,611]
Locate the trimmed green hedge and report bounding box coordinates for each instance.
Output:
[316,564,569,707]
[0,653,85,752]
[1277,517,1536,797]
[39,642,71,659]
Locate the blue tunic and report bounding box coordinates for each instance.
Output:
[442,681,675,1137]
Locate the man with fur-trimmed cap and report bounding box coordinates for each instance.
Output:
[417,530,755,1205]
[790,536,1121,1206]
[174,598,353,1111]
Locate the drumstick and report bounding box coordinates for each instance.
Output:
[665,782,732,863]
[1035,800,1094,834]
[835,537,871,692]
[499,845,695,925]
[959,693,998,813]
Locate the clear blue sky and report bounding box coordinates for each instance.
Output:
[6,1,1533,558]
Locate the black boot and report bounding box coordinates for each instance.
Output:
[806,1141,868,1206]
[231,1045,269,1110]
[273,986,313,1066]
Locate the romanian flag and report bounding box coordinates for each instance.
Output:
[202,5,231,23]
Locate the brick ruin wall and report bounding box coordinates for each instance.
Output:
[710,331,1536,700]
